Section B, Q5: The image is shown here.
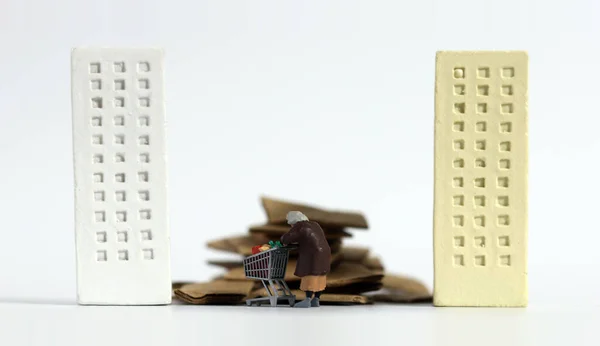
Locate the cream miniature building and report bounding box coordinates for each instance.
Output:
[71,48,171,305]
[433,51,528,307]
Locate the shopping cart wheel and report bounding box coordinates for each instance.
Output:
[288,298,295,307]
[246,300,252,306]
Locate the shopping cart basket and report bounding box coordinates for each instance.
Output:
[244,246,296,307]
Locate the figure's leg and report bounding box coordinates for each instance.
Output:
[311,291,322,307]
[294,291,312,308]
[294,278,313,308]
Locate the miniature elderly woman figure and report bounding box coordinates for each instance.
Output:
[280,211,331,308]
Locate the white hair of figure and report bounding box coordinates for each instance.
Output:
[286,211,309,225]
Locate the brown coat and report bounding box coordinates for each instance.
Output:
[281,221,331,277]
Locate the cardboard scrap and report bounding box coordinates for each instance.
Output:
[326,262,384,288]
[370,274,432,303]
[261,196,368,229]
[173,280,254,305]
[341,246,370,263]
[249,223,352,239]
[207,260,243,269]
[362,256,384,271]
[208,234,270,256]
[248,287,372,305]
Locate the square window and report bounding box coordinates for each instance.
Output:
[474,255,486,266]
[499,159,511,169]
[91,79,102,90]
[143,249,154,260]
[476,103,487,114]
[453,177,463,188]
[497,196,509,207]
[500,122,512,133]
[114,97,125,108]
[474,195,485,207]
[115,153,125,163]
[138,62,150,72]
[474,236,486,247]
[498,236,510,247]
[474,178,485,188]
[97,250,107,261]
[92,134,103,145]
[501,67,515,78]
[140,209,152,220]
[453,139,465,151]
[139,191,150,201]
[94,191,105,201]
[475,140,486,150]
[453,67,465,79]
[499,255,511,266]
[477,67,490,78]
[117,231,128,242]
[474,215,486,227]
[115,191,126,202]
[502,85,513,96]
[499,141,511,152]
[139,153,150,163]
[93,154,103,164]
[114,134,125,145]
[91,97,103,108]
[497,177,509,188]
[141,230,152,241]
[138,172,149,182]
[90,63,101,74]
[116,211,127,222]
[139,116,150,127]
[96,232,107,243]
[118,250,129,261]
[501,103,514,114]
[453,158,464,168]
[475,121,487,132]
[114,80,125,90]
[114,115,125,126]
[453,121,464,132]
[114,62,126,73]
[475,158,486,168]
[139,79,150,89]
[94,211,105,222]
[453,254,464,266]
[91,116,102,127]
[139,135,150,145]
[454,103,465,114]
[453,195,464,206]
[453,215,464,227]
[498,215,510,226]
[139,97,150,108]
[115,173,126,183]
[453,84,465,95]
[93,173,104,183]
[477,85,489,96]
[453,236,465,247]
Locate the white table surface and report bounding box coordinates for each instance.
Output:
[2,265,598,346]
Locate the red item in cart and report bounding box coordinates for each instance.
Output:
[251,245,262,255]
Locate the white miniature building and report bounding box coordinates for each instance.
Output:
[433,51,528,307]
[71,48,171,305]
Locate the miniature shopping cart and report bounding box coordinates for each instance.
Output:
[244,246,296,307]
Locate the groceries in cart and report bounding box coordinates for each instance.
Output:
[251,240,283,255]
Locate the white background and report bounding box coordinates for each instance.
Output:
[0,0,599,345]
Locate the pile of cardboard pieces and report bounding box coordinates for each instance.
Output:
[173,197,432,305]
